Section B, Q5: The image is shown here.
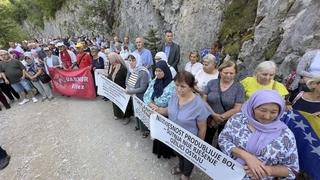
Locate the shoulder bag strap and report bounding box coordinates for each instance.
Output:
[218,78,227,112]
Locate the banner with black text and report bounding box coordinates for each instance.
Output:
[96,73,130,113]
[150,113,245,180]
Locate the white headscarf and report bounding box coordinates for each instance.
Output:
[155,52,168,62]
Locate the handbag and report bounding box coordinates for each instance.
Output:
[38,73,51,83]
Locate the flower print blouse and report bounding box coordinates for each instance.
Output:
[218,113,299,180]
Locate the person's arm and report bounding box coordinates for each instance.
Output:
[21,69,26,79]
[296,52,314,78]
[156,107,168,116]
[221,103,242,120]
[143,80,154,105]
[171,44,180,68]
[264,165,289,177]
[233,147,269,179]
[127,71,149,94]
[197,121,207,140]
[1,72,9,84]
[33,68,43,79]
[23,70,33,80]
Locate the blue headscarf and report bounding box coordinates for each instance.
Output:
[151,61,172,100]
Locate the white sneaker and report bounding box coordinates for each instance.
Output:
[32,97,38,103]
[19,99,30,105]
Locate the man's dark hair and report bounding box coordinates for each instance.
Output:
[213,41,222,50]
[165,30,173,34]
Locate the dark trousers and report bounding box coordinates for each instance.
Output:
[204,124,225,148]
[178,154,194,177]
[0,90,10,109]
[0,83,20,100]
[0,147,8,160]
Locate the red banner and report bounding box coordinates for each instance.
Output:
[49,67,96,99]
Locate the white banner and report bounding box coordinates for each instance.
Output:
[150,113,246,180]
[96,73,130,113]
[132,96,153,129]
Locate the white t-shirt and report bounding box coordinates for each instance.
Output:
[185,62,203,76]
[195,69,219,91]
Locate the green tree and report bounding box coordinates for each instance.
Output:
[144,29,161,57]
[0,3,27,48]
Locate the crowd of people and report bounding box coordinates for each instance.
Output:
[0,30,320,180]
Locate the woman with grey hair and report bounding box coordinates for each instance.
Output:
[241,61,288,100]
[194,53,219,92]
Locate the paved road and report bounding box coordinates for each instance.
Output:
[0,96,210,180]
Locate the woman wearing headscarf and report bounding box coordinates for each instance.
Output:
[107,52,129,119]
[24,52,53,101]
[143,61,176,158]
[218,90,299,180]
[125,54,150,135]
[154,52,177,78]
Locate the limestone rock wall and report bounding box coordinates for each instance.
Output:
[23,0,320,78]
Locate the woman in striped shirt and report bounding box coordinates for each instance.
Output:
[125,54,151,137]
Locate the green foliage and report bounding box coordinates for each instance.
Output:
[0,3,27,48]
[218,0,258,59]
[144,29,161,57]
[0,0,65,47]
[9,0,66,28]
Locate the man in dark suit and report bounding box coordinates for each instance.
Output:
[159,30,180,71]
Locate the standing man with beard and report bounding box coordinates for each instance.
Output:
[159,30,180,71]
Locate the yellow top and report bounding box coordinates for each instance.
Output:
[241,77,289,100]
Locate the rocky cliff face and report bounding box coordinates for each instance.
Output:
[23,0,320,78]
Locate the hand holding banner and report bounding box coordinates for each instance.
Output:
[96,73,130,113]
[150,113,245,180]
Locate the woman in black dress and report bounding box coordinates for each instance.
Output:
[107,52,131,119]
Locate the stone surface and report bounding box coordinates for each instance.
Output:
[22,0,320,78]
[0,96,210,179]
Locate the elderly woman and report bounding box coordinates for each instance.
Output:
[204,61,244,145]
[290,49,320,91]
[154,52,177,78]
[107,52,129,119]
[144,61,176,158]
[24,53,54,101]
[241,61,288,100]
[157,71,212,180]
[195,54,219,92]
[184,51,203,76]
[219,90,299,180]
[125,54,150,135]
[292,76,320,116]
